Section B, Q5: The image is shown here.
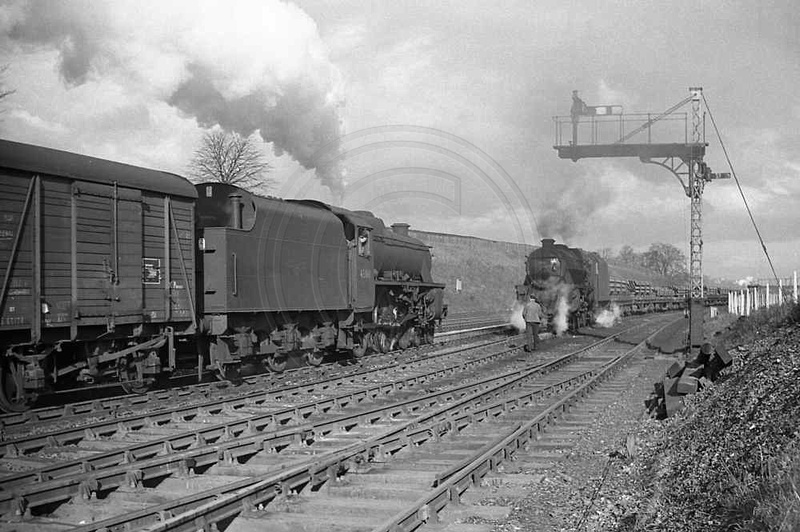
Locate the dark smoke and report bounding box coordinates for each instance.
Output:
[169,67,344,197]
[538,174,612,242]
[3,0,345,195]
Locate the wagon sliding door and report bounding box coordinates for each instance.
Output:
[73,181,144,330]
[141,193,195,325]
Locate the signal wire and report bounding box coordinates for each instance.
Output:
[701,94,786,299]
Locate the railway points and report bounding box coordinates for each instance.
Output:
[0,313,677,531]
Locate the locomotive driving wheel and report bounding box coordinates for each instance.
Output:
[214,362,243,385]
[0,359,33,413]
[266,355,287,373]
[374,331,391,353]
[305,349,324,367]
[352,341,367,358]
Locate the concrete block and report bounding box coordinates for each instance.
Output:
[666,361,685,379]
[685,365,705,378]
[663,376,679,397]
[676,375,698,395]
[663,391,684,417]
[715,344,732,366]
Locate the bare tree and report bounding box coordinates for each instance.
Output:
[642,242,687,277]
[617,245,640,266]
[0,64,16,110]
[189,130,275,194]
[596,247,613,260]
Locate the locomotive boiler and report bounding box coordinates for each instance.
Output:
[195,183,446,375]
[0,140,446,412]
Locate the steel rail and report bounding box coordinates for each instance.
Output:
[57,320,658,532]
[0,335,515,456]
[0,342,517,494]
[1,338,539,513]
[0,328,509,429]
[372,317,678,531]
[0,323,615,515]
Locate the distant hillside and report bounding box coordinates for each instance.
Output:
[409,230,534,315]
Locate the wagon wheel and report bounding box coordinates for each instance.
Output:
[305,349,324,367]
[375,331,391,353]
[266,355,287,373]
[0,359,33,413]
[214,362,243,385]
[398,328,414,350]
[118,357,152,395]
[352,342,367,359]
[410,328,421,347]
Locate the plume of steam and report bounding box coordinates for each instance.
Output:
[594,303,622,328]
[3,0,345,194]
[553,291,570,336]
[533,277,577,337]
[509,300,526,333]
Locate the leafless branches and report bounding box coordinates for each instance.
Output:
[0,64,16,110]
[189,130,275,194]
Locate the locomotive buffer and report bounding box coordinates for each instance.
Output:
[553,88,730,355]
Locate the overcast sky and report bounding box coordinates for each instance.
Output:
[1,0,798,282]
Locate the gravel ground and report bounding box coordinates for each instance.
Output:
[490,306,800,532]
[490,350,676,532]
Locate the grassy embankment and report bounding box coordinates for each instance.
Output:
[414,233,530,316]
[623,303,800,531]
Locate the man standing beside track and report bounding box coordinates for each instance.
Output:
[523,294,543,352]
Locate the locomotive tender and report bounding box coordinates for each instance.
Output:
[516,238,687,330]
[0,140,445,412]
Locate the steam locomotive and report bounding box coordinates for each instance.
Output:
[516,238,687,331]
[0,140,446,412]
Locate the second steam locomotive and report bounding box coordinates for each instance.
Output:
[0,140,446,412]
[516,238,687,331]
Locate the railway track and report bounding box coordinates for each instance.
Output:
[0,313,677,532]
[437,313,509,333]
[0,325,510,432]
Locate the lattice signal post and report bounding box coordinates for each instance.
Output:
[553,88,729,353]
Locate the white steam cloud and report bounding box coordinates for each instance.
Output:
[553,291,570,336]
[2,0,345,194]
[594,303,622,328]
[509,300,526,333]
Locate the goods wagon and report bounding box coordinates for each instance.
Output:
[0,140,446,412]
[0,139,196,410]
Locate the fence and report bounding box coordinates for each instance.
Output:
[728,272,798,316]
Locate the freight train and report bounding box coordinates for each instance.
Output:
[0,140,446,412]
[515,238,688,331]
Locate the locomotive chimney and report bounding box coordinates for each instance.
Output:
[541,238,556,248]
[229,193,243,229]
[391,223,410,236]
